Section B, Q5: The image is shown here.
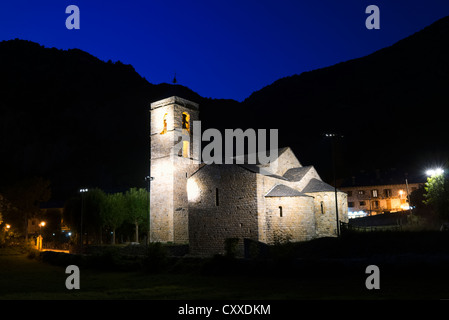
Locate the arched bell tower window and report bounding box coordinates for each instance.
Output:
[182,112,190,157]
[182,112,190,132]
[160,113,168,134]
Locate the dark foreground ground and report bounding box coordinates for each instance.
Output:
[1,231,449,300]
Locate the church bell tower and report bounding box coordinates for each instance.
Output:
[149,96,200,243]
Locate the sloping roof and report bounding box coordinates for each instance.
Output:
[265,184,311,197]
[238,164,286,180]
[229,147,290,165]
[282,166,313,182]
[188,146,297,181]
[302,178,336,193]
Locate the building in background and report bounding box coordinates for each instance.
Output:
[339,169,425,218]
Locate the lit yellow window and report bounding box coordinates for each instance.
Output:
[160,113,168,134]
[182,112,190,132]
[182,140,189,158]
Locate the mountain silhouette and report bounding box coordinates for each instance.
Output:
[1,15,448,200]
[241,15,449,181]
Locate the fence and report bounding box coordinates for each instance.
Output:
[340,221,402,233]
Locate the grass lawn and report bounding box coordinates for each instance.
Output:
[0,247,361,300]
[1,232,449,300]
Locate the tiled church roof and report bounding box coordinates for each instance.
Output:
[302,178,336,193]
[265,184,312,197]
[282,166,313,181]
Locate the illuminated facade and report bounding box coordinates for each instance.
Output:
[149,96,200,243]
[149,96,348,256]
[340,182,422,218]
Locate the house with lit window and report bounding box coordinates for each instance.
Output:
[339,169,424,218]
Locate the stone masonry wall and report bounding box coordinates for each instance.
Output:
[307,191,348,237]
[150,156,174,242]
[265,147,302,176]
[150,97,199,243]
[255,166,320,243]
[188,164,258,257]
[263,196,316,243]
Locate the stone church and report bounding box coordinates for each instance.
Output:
[149,96,348,256]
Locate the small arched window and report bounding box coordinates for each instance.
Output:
[279,206,283,217]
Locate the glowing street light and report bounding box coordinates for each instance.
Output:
[323,132,344,236]
[79,188,88,251]
[37,221,46,251]
[426,168,444,177]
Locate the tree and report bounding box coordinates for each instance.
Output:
[101,192,126,244]
[124,188,148,243]
[423,173,449,221]
[2,177,51,242]
[82,188,106,245]
[410,185,438,224]
[62,188,106,246]
[63,196,82,236]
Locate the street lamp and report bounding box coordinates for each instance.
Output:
[324,133,344,237]
[426,168,444,177]
[38,221,46,250]
[79,188,88,252]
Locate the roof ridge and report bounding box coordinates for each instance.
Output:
[265,184,312,197]
[302,178,340,193]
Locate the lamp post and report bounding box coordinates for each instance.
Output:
[38,221,46,250]
[324,133,344,237]
[79,188,88,252]
[144,176,154,245]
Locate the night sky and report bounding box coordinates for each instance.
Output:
[0,0,448,102]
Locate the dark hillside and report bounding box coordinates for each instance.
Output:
[1,16,449,199]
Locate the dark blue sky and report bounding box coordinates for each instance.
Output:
[1,0,448,101]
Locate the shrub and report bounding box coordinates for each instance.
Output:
[142,242,168,273]
[27,249,40,260]
[89,246,122,270]
[224,238,239,258]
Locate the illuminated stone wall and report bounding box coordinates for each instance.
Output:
[149,96,349,255]
[188,164,258,256]
[263,147,302,176]
[263,196,316,243]
[307,191,348,237]
[149,97,199,244]
[188,164,348,256]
